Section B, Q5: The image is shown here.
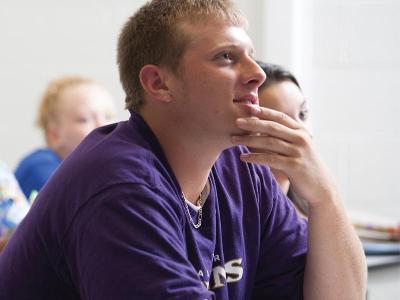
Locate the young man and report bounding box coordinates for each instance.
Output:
[0,1,366,299]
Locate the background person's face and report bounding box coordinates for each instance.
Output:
[258,80,308,124]
[51,83,116,158]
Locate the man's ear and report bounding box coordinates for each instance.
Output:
[139,64,172,103]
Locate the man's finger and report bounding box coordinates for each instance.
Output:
[236,118,299,143]
[232,135,298,157]
[250,105,301,130]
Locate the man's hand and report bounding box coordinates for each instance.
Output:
[232,105,367,299]
[232,105,337,208]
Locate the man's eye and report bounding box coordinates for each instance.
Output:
[221,52,233,60]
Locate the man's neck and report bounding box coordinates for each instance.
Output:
[159,125,220,204]
[141,109,222,205]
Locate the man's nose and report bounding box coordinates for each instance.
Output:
[242,58,266,89]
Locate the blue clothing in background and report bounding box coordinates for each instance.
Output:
[14,148,61,198]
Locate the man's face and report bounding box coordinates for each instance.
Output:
[166,19,266,148]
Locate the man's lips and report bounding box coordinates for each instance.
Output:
[233,94,259,105]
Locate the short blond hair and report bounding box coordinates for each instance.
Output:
[117,0,247,111]
[36,75,100,130]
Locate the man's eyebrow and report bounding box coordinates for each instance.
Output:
[211,42,255,54]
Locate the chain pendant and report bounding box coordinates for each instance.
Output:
[182,192,203,229]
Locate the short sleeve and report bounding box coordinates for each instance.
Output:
[63,183,215,300]
[252,174,308,300]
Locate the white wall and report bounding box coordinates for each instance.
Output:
[1,0,399,219]
[312,0,400,218]
[0,0,147,168]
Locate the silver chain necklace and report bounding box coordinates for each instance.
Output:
[181,191,204,229]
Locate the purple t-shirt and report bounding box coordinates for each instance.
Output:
[0,112,307,299]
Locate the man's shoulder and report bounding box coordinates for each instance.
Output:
[34,121,165,223]
[57,121,166,191]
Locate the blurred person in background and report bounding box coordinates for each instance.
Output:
[14,75,116,199]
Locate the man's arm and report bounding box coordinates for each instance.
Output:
[232,105,367,299]
[304,188,367,299]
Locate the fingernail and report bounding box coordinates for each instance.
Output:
[251,105,261,114]
[236,118,247,125]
